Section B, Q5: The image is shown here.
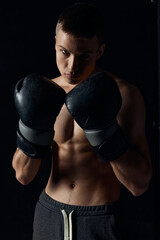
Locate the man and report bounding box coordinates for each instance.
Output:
[12,2,152,240]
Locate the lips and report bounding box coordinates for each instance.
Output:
[65,73,80,79]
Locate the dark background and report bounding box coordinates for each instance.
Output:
[1,0,158,239]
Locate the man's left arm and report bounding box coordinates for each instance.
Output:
[65,72,152,197]
[111,83,152,196]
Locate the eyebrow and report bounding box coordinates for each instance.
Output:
[57,45,93,55]
[57,45,66,49]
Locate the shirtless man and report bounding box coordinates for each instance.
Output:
[12,2,152,240]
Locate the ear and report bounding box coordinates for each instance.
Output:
[96,43,106,60]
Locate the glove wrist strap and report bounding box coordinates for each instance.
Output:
[17,130,52,159]
[19,119,54,146]
[84,120,128,162]
[84,120,119,146]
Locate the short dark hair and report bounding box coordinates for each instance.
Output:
[56,2,106,44]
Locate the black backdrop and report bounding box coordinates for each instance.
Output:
[1,0,158,239]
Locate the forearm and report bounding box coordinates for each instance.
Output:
[12,148,42,185]
[110,148,152,196]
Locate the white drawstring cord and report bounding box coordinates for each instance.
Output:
[61,209,74,240]
[69,210,74,240]
[61,210,68,240]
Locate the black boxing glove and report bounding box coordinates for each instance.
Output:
[65,72,128,162]
[14,73,66,158]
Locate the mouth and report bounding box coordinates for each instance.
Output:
[65,73,80,79]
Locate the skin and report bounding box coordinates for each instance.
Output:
[12,28,152,205]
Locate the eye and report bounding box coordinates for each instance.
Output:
[61,49,69,55]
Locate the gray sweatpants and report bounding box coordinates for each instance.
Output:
[33,190,122,240]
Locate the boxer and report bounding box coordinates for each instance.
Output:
[12,2,152,240]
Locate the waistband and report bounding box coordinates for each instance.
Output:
[38,190,120,216]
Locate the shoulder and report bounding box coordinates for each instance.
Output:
[105,71,145,111]
[117,80,146,132]
[117,79,144,110]
[105,72,146,138]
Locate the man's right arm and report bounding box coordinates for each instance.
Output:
[12,73,66,184]
[12,148,42,185]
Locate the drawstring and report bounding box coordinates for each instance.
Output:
[61,209,74,240]
[69,210,74,240]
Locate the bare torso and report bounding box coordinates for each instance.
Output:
[12,69,152,201]
[45,72,126,206]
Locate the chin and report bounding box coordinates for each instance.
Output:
[70,79,82,85]
[64,75,83,85]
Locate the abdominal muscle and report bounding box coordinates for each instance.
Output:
[45,104,121,206]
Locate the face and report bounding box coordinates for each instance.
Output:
[55,29,105,85]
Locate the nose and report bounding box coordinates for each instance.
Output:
[68,55,79,72]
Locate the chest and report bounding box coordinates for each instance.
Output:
[54,104,87,144]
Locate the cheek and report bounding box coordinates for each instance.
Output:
[56,54,67,69]
[81,57,97,69]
